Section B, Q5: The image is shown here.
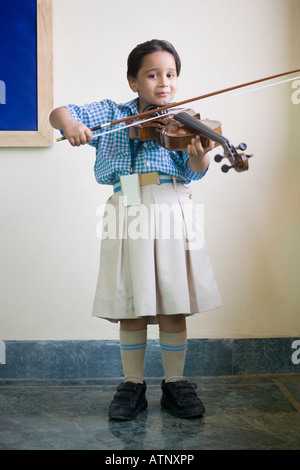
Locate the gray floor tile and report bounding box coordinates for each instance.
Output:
[0,375,299,450]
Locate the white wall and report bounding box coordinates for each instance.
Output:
[0,0,299,340]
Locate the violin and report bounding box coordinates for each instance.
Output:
[127,107,251,173]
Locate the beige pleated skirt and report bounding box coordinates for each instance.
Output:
[92,181,222,323]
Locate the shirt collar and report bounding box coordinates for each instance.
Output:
[119,98,139,115]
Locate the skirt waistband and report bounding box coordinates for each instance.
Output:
[113,172,184,193]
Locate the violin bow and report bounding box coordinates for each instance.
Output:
[57,69,300,142]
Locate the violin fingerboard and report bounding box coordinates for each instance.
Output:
[174,112,228,147]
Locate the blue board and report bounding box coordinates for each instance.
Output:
[0,0,37,130]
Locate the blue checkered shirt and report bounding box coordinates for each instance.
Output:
[65,98,208,185]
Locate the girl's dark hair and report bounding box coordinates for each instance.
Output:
[127,39,181,78]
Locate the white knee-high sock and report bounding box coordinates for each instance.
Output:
[159,330,187,383]
[119,329,147,384]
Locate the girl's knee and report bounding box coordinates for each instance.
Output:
[120,317,148,331]
[158,314,186,333]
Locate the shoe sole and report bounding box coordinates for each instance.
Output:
[161,398,205,418]
[109,400,148,420]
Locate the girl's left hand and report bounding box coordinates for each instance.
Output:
[186,135,215,174]
[186,135,214,158]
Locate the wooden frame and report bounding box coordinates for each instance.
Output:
[0,0,53,147]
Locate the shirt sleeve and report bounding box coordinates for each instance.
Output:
[172,150,208,182]
[65,100,115,128]
[185,161,209,180]
[61,100,119,148]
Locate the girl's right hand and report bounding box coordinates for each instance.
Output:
[63,120,93,147]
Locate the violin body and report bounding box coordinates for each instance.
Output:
[128,108,251,173]
[127,109,222,151]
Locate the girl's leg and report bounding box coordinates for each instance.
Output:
[158,314,205,418]
[158,314,187,382]
[108,317,148,420]
[119,317,148,384]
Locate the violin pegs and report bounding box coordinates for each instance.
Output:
[221,164,234,173]
[246,154,253,158]
[236,142,247,151]
[214,154,224,163]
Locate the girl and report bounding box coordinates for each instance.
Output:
[50,39,222,420]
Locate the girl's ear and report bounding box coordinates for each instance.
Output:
[128,76,138,93]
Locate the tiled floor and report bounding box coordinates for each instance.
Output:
[0,375,299,450]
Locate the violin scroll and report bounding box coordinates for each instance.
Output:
[214,143,253,173]
[174,112,253,174]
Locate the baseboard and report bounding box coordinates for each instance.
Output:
[0,337,299,379]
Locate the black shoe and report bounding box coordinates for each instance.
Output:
[108,381,148,420]
[161,380,205,418]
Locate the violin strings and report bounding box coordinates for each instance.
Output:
[90,108,183,139]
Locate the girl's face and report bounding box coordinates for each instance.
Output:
[128,51,178,112]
